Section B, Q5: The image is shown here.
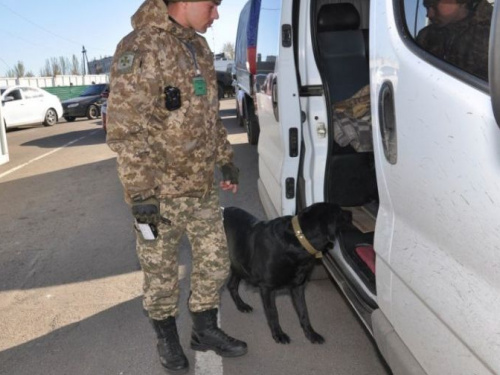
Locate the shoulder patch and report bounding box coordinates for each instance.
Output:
[117,52,136,74]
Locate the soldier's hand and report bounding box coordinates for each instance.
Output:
[220,180,238,194]
[220,163,239,184]
[131,197,160,224]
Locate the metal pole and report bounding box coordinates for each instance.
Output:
[82,46,87,76]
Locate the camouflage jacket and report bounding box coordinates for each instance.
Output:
[106,0,233,203]
[416,0,493,81]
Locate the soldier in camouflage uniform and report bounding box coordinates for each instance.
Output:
[106,0,247,372]
[417,0,493,81]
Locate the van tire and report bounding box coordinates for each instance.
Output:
[243,99,259,145]
[236,98,244,127]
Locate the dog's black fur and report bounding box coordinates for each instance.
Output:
[223,203,351,344]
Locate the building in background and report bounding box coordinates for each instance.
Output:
[87,57,113,75]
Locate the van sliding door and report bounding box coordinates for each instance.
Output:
[371,0,500,373]
[256,0,302,218]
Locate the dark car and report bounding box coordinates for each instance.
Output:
[62,83,109,122]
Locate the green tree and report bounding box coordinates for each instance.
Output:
[59,56,71,75]
[6,61,31,78]
[40,59,52,77]
[71,54,81,75]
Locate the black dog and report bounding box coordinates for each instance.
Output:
[223,203,351,344]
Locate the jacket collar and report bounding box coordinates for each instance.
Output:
[131,0,196,41]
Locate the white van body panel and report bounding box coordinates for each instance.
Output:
[300,96,329,206]
[297,0,322,86]
[371,0,500,373]
[256,0,302,218]
[297,0,329,208]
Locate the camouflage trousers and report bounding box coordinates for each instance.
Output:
[136,189,230,320]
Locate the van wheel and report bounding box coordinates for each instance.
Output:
[43,108,58,126]
[87,104,99,120]
[243,99,260,145]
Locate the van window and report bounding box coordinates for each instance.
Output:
[256,0,281,75]
[402,0,495,81]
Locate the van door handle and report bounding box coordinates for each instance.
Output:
[490,0,500,126]
[271,75,279,121]
[378,81,397,164]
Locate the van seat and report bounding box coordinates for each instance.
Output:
[317,3,369,103]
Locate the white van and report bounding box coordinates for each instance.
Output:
[248,0,500,373]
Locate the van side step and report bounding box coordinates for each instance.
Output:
[323,247,376,333]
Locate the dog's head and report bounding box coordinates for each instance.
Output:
[297,203,352,252]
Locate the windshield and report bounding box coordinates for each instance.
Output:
[80,84,107,97]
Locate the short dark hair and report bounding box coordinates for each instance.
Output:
[423,0,476,7]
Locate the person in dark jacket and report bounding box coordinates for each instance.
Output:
[417,0,493,81]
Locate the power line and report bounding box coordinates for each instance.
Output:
[0,26,54,50]
[0,56,12,71]
[0,2,107,52]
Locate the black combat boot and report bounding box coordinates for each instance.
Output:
[150,317,189,374]
[190,308,248,357]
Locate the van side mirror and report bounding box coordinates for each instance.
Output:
[490,0,500,126]
[2,96,14,103]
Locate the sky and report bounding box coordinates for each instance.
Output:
[0,0,248,77]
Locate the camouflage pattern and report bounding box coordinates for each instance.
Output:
[333,85,373,152]
[138,188,230,319]
[416,0,493,81]
[106,0,233,204]
[107,0,234,319]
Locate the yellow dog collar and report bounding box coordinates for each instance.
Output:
[291,216,322,259]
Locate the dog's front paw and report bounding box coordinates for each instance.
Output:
[305,330,325,344]
[236,302,253,313]
[272,330,291,344]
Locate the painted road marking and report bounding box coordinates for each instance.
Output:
[0,130,100,180]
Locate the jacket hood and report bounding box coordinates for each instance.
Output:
[132,0,169,31]
[131,0,197,40]
[472,0,493,23]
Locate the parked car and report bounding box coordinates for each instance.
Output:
[1,86,63,129]
[61,83,109,122]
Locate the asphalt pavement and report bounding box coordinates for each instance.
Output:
[0,99,390,375]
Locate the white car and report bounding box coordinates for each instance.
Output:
[1,86,63,129]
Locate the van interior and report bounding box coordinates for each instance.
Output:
[311,0,379,323]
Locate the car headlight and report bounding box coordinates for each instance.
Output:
[68,103,79,108]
